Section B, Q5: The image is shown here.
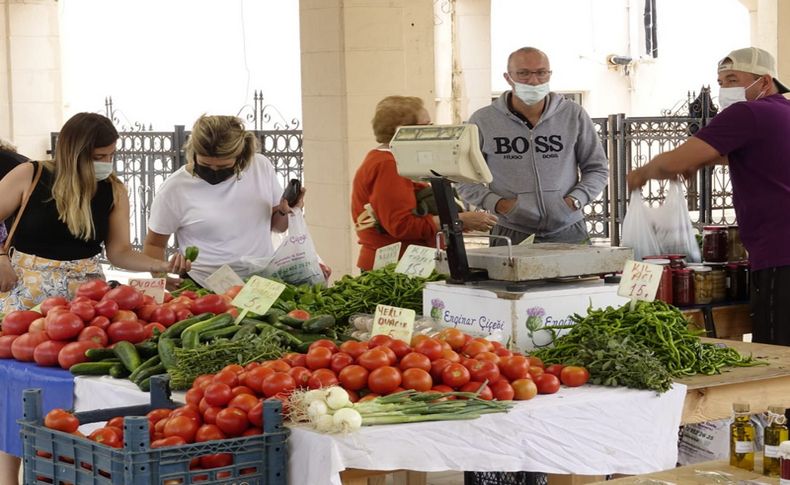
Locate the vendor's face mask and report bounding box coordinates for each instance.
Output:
[193,163,236,185]
[718,78,763,111]
[513,80,550,106]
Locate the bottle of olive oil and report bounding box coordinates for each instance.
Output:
[730,402,755,470]
[763,406,789,477]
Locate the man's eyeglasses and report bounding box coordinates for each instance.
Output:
[509,69,552,82]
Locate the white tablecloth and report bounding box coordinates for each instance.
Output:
[73,376,687,485]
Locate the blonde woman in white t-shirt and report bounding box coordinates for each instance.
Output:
[144,115,327,288]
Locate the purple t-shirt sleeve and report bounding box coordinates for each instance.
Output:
[694,103,757,156]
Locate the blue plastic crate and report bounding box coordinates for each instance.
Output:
[19,375,289,485]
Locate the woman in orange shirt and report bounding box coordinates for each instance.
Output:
[351,96,497,271]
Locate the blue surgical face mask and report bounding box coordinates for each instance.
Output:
[93,161,113,181]
[513,80,550,106]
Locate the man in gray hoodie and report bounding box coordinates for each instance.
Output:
[458,47,609,245]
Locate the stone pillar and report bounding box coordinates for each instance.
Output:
[299,0,435,277]
[0,0,62,158]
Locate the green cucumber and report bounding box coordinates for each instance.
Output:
[85,348,117,362]
[302,315,336,333]
[161,312,214,339]
[109,363,131,379]
[158,337,179,371]
[70,361,116,376]
[278,315,306,328]
[231,322,258,341]
[138,377,151,392]
[199,325,239,341]
[128,355,161,382]
[263,308,286,324]
[135,341,159,359]
[113,341,142,372]
[181,313,234,349]
[132,363,166,385]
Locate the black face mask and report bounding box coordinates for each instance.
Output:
[193,163,236,185]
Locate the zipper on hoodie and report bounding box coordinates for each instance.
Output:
[529,129,549,232]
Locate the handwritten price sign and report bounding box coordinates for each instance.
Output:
[232,276,285,318]
[129,278,166,303]
[205,265,245,295]
[373,242,401,270]
[395,245,435,278]
[371,304,416,343]
[617,260,663,302]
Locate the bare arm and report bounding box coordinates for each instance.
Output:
[0,163,34,222]
[627,137,721,190]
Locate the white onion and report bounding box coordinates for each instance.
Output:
[325,387,352,410]
[332,407,363,432]
[315,414,335,432]
[302,389,328,406]
[307,399,329,422]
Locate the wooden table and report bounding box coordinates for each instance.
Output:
[682,302,751,340]
[593,455,777,484]
[341,338,790,485]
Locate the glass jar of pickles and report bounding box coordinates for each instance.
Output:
[707,264,727,303]
[673,268,694,307]
[728,225,748,261]
[703,226,728,263]
[692,266,713,305]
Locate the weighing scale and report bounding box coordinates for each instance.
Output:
[389,124,632,290]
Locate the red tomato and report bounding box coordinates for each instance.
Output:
[429,358,453,382]
[40,297,69,316]
[135,303,157,322]
[468,360,501,384]
[544,364,565,378]
[88,427,122,448]
[1,310,43,335]
[58,340,100,369]
[371,345,396,365]
[358,393,380,403]
[44,409,79,433]
[494,347,513,358]
[230,385,255,397]
[228,394,259,414]
[338,365,369,391]
[200,453,233,469]
[93,299,119,319]
[164,415,199,442]
[203,383,233,407]
[500,356,530,381]
[281,352,307,368]
[460,381,493,400]
[411,334,429,347]
[33,340,69,367]
[441,363,471,388]
[286,309,310,320]
[526,355,544,369]
[307,339,339,353]
[171,405,202,425]
[461,340,490,357]
[288,366,312,388]
[244,366,275,394]
[368,334,393,348]
[12,332,50,362]
[0,335,18,358]
[45,311,84,341]
[147,408,172,425]
[202,406,222,425]
[69,301,96,322]
[195,424,226,443]
[440,349,461,363]
[143,322,166,339]
[247,401,264,428]
[339,340,369,359]
[150,436,186,448]
[191,294,228,314]
[475,351,500,364]
[106,320,146,344]
[385,339,411,359]
[88,316,111,331]
[511,378,538,400]
[560,366,590,387]
[192,374,214,391]
[307,368,339,389]
[185,387,204,407]
[357,349,390,371]
[77,326,109,347]
[490,380,515,401]
[102,285,144,310]
[305,347,333,370]
[528,366,544,379]
[215,407,249,437]
[401,368,432,392]
[150,306,176,327]
[329,352,354,374]
[224,285,243,299]
[413,338,443,361]
[261,359,291,373]
[431,384,455,394]
[76,279,110,301]
[368,366,402,394]
[534,374,561,394]
[399,352,432,372]
[28,317,46,333]
[260,373,296,398]
[175,309,193,322]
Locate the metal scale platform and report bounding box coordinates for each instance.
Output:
[390,124,632,290]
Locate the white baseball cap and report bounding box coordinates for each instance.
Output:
[718,47,789,94]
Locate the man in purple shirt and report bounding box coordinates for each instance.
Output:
[629,47,790,345]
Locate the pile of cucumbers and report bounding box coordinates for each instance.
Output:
[70,309,340,391]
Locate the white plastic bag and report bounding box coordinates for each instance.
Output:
[622,181,701,262]
[622,190,662,261]
[241,208,326,286]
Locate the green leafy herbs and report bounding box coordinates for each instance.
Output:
[533,300,764,393]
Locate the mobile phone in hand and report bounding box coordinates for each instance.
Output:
[282,179,302,207]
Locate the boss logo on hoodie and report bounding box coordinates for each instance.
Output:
[493,135,564,159]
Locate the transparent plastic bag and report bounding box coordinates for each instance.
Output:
[651,181,701,262]
[622,190,662,261]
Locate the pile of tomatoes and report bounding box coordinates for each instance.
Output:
[0,280,238,369]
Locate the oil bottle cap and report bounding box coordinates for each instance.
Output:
[733,402,750,412]
[769,405,786,415]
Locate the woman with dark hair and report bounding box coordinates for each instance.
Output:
[0,113,189,310]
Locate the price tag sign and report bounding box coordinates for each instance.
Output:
[518,234,536,246]
[373,242,401,270]
[232,276,285,317]
[371,304,416,343]
[205,265,245,295]
[129,278,166,303]
[617,260,663,302]
[394,245,435,278]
